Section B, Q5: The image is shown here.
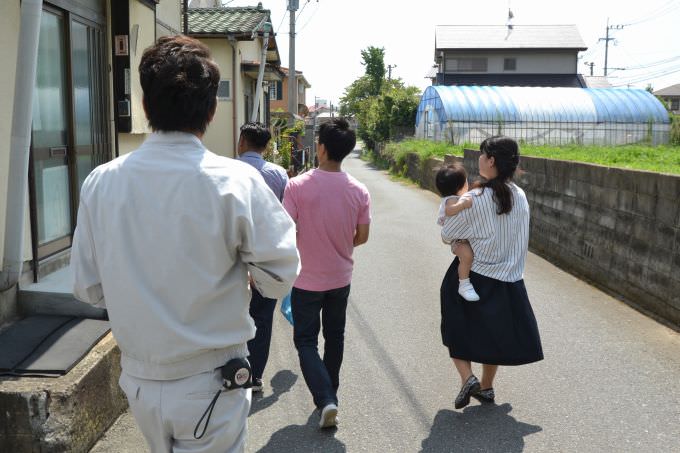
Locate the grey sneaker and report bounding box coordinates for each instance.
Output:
[251,378,263,393]
[454,375,480,409]
[319,403,338,429]
[472,387,495,403]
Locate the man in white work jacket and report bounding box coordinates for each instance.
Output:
[71,35,300,452]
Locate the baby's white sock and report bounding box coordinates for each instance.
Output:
[458,278,480,302]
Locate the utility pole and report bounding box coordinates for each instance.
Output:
[182,0,188,34]
[387,64,397,80]
[598,18,624,76]
[312,96,318,163]
[584,61,594,76]
[287,0,299,126]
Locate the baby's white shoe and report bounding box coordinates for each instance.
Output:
[458,279,480,301]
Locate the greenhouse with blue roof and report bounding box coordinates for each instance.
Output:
[415,86,671,146]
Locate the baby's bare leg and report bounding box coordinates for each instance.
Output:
[453,242,474,280]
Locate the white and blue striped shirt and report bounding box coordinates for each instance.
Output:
[441,183,529,282]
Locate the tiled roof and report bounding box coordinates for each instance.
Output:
[188,6,269,35]
[435,25,587,50]
[654,83,680,96]
[279,67,311,87]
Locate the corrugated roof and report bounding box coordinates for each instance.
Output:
[654,83,680,96]
[188,6,269,35]
[435,25,587,50]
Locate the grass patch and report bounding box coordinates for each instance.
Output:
[518,144,680,175]
[377,139,680,175]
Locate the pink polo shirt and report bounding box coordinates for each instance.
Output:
[283,169,371,291]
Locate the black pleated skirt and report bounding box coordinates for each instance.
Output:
[440,258,543,365]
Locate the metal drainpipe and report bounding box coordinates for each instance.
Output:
[1,0,43,291]
[250,23,271,123]
[229,36,238,154]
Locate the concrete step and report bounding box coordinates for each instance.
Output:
[0,333,127,452]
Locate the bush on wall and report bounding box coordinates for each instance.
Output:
[671,115,680,146]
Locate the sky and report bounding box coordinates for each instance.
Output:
[221,0,680,107]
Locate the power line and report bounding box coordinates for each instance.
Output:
[623,55,680,71]
[611,67,680,87]
[618,0,680,26]
[275,8,288,34]
[297,2,319,33]
[611,63,680,86]
[296,0,310,21]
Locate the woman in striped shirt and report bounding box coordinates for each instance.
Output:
[440,136,543,410]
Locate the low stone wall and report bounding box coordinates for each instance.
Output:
[380,147,679,328]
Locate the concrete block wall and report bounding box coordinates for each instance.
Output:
[379,147,679,328]
[463,148,679,327]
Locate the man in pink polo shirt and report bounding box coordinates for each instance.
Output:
[283,117,371,429]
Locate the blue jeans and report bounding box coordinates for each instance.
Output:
[291,285,351,409]
[247,287,277,380]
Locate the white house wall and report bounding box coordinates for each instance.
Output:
[443,50,577,74]
[201,38,237,158]
[239,40,261,62]
[0,1,32,264]
[155,0,182,36]
[128,0,155,136]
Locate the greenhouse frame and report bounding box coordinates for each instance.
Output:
[415,86,671,146]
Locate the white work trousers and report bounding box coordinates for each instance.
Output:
[118,369,251,453]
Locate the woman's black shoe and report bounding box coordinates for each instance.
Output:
[454,375,481,409]
[472,387,495,403]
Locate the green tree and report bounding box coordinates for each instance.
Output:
[340,46,420,151]
[339,76,372,117]
[361,46,386,95]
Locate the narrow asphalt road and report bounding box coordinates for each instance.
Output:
[92,149,680,453]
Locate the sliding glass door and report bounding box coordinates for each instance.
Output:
[29,3,110,263]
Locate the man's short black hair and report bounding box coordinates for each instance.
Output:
[139,35,220,134]
[435,163,468,197]
[239,122,271,150]
[318,118,356,162]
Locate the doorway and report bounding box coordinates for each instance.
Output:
[29,3,111,273]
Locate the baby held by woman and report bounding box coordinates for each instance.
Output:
[436,164,479,302]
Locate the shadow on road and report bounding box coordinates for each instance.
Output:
[249,369,298,416]
[255,410,346,453]
[420,403,542,453]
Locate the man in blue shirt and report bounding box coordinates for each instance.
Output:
[238,122,289,392]
[238,122,288,201]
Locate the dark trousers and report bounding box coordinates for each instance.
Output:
[247,287,277,379]
[291,285,350,409]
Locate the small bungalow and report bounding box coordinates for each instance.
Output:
[187,2,285,156]
[432,24,589,87]
[654,84,680,114]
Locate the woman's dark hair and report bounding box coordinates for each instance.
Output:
[435,163,468,197]
[139,35,220,134]
[318,118,356,162]
[479,136,520,215]
[239,122,271,150]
